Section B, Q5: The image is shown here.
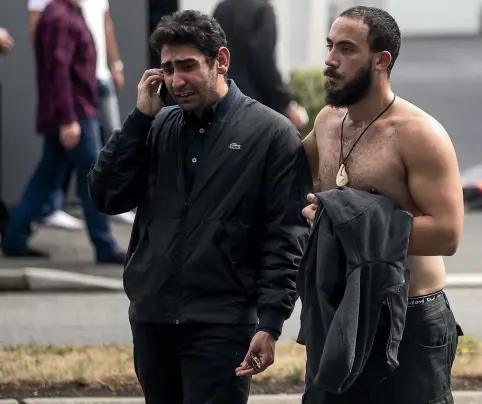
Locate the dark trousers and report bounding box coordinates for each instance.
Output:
[302,292,462,404]
[130,321,255,404]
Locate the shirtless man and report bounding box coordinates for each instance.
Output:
[301,6,464,403]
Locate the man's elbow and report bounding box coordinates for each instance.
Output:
[441,227,462,256]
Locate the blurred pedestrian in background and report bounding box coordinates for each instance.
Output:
[27,0,135,230]
[0,26,13,233]
[213,0,308,129]
[1,0,125,264]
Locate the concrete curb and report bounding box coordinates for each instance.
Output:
[0,392,481,403]
[446,274,482,288]
[0,268,482,293]
[0,267,123,292]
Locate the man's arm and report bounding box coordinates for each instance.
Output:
[302,109,328,192]
[255,124,312,338]
[87,109,155,214]
[42,17,77,127]
[28,11,42,40]
[27,0,49,40]
[400,118,464,256]
[104,4,124,89]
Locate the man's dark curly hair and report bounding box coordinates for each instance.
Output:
[340,6,401,75]
[150,10,227,59]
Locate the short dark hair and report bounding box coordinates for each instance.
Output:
[149,10,227,59]
[340,6,401,74]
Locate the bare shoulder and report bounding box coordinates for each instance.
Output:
[313,106,345,138]
[396,99,455,154]
[395,99,458,168]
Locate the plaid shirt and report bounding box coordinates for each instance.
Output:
[34,0,98,135]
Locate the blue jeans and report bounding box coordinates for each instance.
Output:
[41,78,121,217]
[2,118,119,260]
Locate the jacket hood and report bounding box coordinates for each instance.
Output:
[316,187,413,272]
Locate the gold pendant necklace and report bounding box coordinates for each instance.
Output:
[337,94,397,187]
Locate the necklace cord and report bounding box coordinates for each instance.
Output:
[339,94,397,166]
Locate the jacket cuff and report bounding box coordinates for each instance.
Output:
[256,326,281,341]
[257,310,285,336]
[122,108,155,139]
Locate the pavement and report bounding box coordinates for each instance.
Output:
[0,392,481,403]
[1,209,481,291]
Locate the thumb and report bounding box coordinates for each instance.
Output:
[240,349,252,368]
[307,193,317,203]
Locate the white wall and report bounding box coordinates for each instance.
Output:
[340,0,481,36]
[385,0,480,36]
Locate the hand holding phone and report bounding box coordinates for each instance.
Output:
[136,69,164,116]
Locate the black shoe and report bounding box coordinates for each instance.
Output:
[2,247,50,258]
[96,250,127,265]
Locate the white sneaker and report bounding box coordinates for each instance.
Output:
[41,210,84,230]
[112,211,135,225]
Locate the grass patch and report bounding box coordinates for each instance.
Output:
[0,337,480,388]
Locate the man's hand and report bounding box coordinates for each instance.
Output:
[0,28,14,54]
[137,69,165,117]
[286,102,309,129]
[302,193,319,223]
[235,331,276,377]
[60,122,81,149]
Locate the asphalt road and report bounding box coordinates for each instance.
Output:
[0,288,481,347]
[1,37,482,347]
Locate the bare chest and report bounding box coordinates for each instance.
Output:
[316,120,410,206]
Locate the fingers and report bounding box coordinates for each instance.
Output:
[235,351,254,376]
[235,350,273,377]
[306,193,317,204]
[140,69,164,87]
[138,73,164,96]
[302,204,317,222]
[60,134,79,150]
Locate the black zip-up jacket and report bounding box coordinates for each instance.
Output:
[87,81,312,333]
[296,187,413,394]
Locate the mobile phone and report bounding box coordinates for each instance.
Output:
[249,352,262,371]
[156,81,169,104]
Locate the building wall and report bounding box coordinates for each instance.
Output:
[334,0,481,36]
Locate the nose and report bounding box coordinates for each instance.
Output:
[172,71,187,89]
[325,50,339,69]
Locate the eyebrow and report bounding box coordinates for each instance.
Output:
[160,58,198,69]
[326,37,358,47]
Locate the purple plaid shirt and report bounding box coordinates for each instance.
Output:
[34,0,98,135]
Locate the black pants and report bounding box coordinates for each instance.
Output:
[302,291,462,404]
[130,321,255,404]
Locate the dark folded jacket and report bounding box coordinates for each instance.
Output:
[297,187,413,394]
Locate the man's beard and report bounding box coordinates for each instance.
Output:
[324,63,372,108]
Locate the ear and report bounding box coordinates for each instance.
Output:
[216,47,230,75]
[374,50,392,72]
